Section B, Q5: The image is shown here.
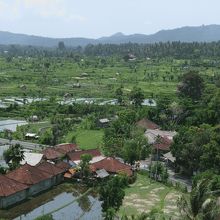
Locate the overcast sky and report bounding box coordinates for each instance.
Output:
[0,0,220,38]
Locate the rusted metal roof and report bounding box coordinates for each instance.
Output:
[55,143,79,154]
[6,163,53,185]
[67,149,102,162]
[0,175,28,197]
[136,118,160,130]
[37,161,64,175]
[42,147,63,160]
[55,161,71,171]
[91,157,132,176]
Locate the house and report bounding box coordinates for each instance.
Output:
[163,151,176,167]
[0,175,29,209]
[6,163,53,196]
[55,161,71,172]
[145,129,176,144]
[42,147,63,161]
[95,169,109,179]
[36,161,65,185]
[20,152,43,166]
[98,118,110,128]
[153,136,173,152]
[67,149,103,165]
[136,118,160,130]
[25,133,39,140]
[55,143,79,154]
[91,157,133,177]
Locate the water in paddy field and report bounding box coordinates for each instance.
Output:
[0,184,102,220]
[0,119,27,132]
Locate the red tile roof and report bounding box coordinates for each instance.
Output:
[37,161,64,176]
[136,118,160,130]
[42,147,63,160]
[55,143,79,154]
[67,149,102,162]
[91,157,132,176]
[153,136,172,151]
[0,175,29,197]
[55,161,71,171]
[6,163,53,185]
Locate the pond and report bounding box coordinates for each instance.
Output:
[0,184,102,220]
[0,119,28,132]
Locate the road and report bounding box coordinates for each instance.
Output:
[0,138,48,151]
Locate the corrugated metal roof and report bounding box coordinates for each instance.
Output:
[20,152,43,166]
[67,149,102,162]
[6,163,53,185]
[91,157,132,176]
[0,175,28,196]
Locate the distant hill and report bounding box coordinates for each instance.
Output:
[1,25,220,47]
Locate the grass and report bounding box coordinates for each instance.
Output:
[119,173,182,218]
[66,129,104,150]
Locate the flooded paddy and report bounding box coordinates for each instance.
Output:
[0,119,28,132]
[0,183,102,220]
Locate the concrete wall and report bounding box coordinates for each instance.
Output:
[28,178,52,196]
[0,190,27,209]
[0,175,64,209]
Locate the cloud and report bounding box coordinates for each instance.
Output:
[0,0,21,21]
[0,0,87,23]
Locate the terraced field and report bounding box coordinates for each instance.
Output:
[119,174,182,219]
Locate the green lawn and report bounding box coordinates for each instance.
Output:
[66,129,104,150]
[119,173,182,218]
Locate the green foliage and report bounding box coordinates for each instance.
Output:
[39,128,53,145]
[34,214,54,220]
[178,71,204,101]
[149,162,169,183]
[171,125,220,176]
[115,87,124,105]
[3,144,24,170]
[129,87,145,107]
[177,177,220,220]
[79,154,92,178]
[99,176,126,213]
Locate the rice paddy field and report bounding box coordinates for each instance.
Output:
[119,173,182,219]
[0,56,214,100]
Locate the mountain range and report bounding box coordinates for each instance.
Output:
[1,25,220,47]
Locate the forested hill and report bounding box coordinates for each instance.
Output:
[1,25,220,47]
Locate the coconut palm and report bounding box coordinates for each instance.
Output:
[177,178,219,220]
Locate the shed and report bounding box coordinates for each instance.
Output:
[91,157,133,177]
[136,118,160,130]
[96,169,109,179]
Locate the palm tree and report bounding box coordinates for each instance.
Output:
[3,144,25,170]
[177,178,219,220]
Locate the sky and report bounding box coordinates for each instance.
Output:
[0,0,220,38]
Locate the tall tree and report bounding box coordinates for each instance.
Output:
[3,144,24,170]
[79,154,92,178]
[177,71,204,101]
[177,177,220,220]
[99,176,126,213]
[129,87,144,107]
